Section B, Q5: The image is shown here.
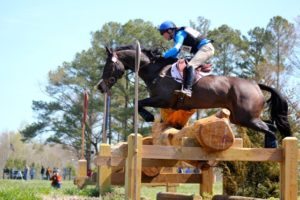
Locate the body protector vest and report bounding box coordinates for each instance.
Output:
[176,27,204,54]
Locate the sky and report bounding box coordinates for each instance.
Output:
[0,0,299,133]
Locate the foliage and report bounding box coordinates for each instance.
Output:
[208,24,248,76]
[5,158,26,170]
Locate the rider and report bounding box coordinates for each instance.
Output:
[158,20,214,97]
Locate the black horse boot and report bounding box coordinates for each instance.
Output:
[175,65,194,97]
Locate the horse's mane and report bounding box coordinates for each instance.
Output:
[111,44,176,69]
[114,44,164,63]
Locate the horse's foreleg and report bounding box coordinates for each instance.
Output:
[138,97,167,122]
[138,107,154,122]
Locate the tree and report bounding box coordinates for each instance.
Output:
[189,16,211,36]
[265,16,297,89]
[241,27,271,80]
[208,25,248,76]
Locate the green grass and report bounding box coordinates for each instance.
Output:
[0,180,219,200]
[0,179,298,200]
[0,179,98,200]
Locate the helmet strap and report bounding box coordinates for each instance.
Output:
[167,29,175,39]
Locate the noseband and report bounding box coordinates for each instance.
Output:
[105,53,124,86]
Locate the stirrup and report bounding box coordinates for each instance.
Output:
[174,88,192,98]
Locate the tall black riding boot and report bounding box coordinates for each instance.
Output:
[176,65,194,97]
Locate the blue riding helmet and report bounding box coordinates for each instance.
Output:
[159,21,176,35]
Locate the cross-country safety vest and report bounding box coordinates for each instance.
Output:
[175,27,205,54]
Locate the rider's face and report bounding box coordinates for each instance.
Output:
[162,31,171,40]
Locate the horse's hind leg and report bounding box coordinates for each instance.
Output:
[241,118,278,148]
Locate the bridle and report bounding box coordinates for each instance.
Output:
[104,53,124,86]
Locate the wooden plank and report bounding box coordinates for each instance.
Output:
[94,143,280,168]
[95,156,189,168]
[142,145,283,162]
[233,138,243,148]
[157,192,201,200]
[142,173,202,184]
[112,172,202,185]
[280,137,298,200]
[212,195,266,200]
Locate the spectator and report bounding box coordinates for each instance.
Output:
[50,169,62,189]
[30,167,35,179]
[46,167,51,180]
[177,167,183,174]
[185,167,192,174]
[23,166,29,180]
[63,168,67,180]
[193,167,200,174]
[41,166,45,180]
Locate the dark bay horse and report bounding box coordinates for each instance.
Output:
[97,45,291,148]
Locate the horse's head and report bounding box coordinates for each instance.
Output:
[97,47,125,93]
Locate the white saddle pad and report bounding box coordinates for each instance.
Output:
[170,63,212,84]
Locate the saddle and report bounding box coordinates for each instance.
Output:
[160,59,213,83]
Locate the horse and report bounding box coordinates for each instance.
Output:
[96,45,291,148]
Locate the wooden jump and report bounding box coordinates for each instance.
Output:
[93,135,298,200]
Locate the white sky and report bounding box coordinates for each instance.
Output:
[0,0,299,132]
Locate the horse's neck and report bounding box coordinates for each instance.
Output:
[117,50,148,70]
[117,50,160,83]
[117,50,177,85]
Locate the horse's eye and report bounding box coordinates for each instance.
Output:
[109,77,116,84]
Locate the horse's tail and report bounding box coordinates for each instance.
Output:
[258,84,291,137]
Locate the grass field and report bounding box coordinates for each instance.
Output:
[0,179,219,200]
[0,179,290,200]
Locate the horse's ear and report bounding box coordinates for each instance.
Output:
[105,46,112,56]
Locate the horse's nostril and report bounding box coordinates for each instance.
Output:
[109,77,116,84]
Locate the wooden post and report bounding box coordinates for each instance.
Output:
[78,159,87,177]
[125,134,142,200]
[280,137,298,200]
[74,159,88,189]
[98,144,111,195]
[200,166,214,196]
[166,182,177,192]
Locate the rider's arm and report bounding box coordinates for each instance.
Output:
[163,30,187,58]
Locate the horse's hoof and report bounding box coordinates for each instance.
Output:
[140,112,154,122]
[144,114,154,122]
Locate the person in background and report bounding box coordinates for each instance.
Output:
[87,169,92,177]
[63,167,67,180]
[30,166,35,180]
[177,167,183,173]
[41,166,45,180]
[185,167,192,174]
[50,169,62,189]
[46,167,51,180]
[23,165,29,180]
